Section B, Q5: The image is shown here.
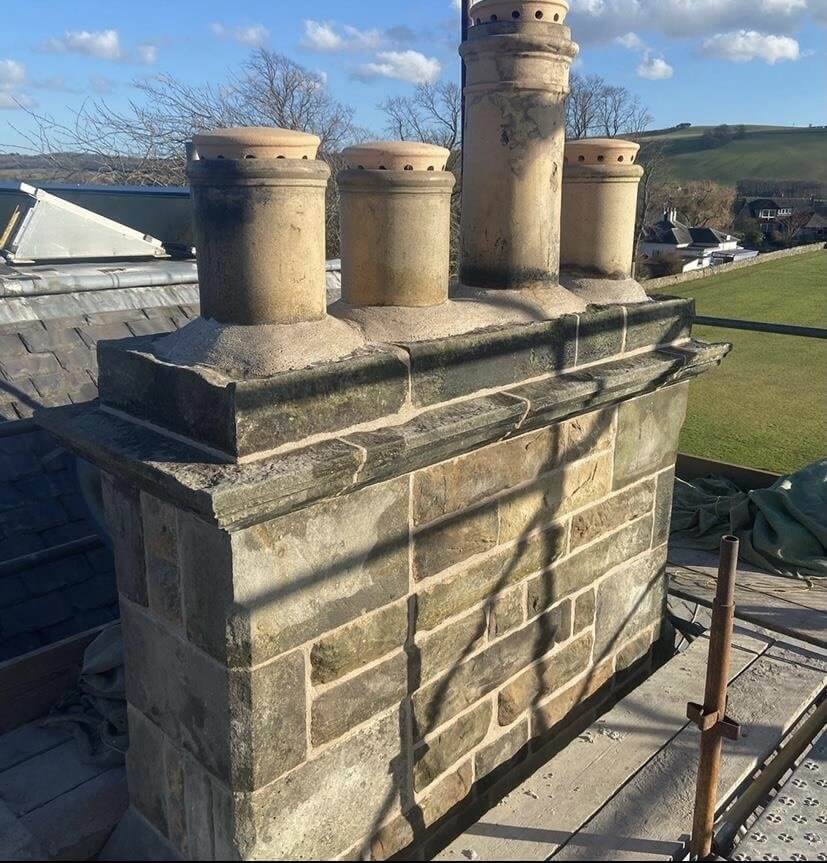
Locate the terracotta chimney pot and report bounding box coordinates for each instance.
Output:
[560,137,644,279]
[188,126,329,326]
[338,141,455,308]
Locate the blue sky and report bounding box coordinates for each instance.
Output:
[1,0,825,151]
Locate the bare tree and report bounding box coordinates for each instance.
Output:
[595,85,652,138]
[661,180,737,231]
[379,82,461,151]
[565,73,604,139]
[632,138,671,264]
[15,50,363,255]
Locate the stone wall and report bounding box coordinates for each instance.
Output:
[642,241,825,292]
[104,384,686,860]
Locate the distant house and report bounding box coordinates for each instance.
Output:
[734,196,826,240]
[640,209,758,273]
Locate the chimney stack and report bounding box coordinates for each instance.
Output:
[459,0,578,295]
[189,127,329,325]
[338,141,454,308]
[560,138,643,280]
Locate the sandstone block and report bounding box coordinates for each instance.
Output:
[498,452,613,543]
[498,629,593,726]
[101,472,147,606]
[181,478,410,666]
[594,546,667,663]
[613,385,687,488]
[235,712,405,859]
[576,306,625,366]
[573,589,595,633]
[488,587,524,640]
[570,478,655,551]
[412,426,559,526]
[311,652,407,746]
[416,520,566,631]
[561,407,615,463]
[413,701,491,793]
[416,607,487,684]
[141,493,181,628]
[531,656,614,739]
[653,467,676,547]
[404,317,577,407]
[624,298,692,352]
[370,762,472,860]
[413,503,499,581]
[121,601,306,791]
[311,601,408,685]
[527,514,653,616]
[413,602,571,737]
[474,717,529,783]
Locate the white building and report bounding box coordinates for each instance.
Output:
[640,209,758,273]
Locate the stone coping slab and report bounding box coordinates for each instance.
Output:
[37,339,728,532]
[94,298,695,459]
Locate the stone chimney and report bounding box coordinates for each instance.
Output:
[456,0,584,318]
[559,137,648,303]
[38,60,728,863]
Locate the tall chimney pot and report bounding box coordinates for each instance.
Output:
[560,137,644,279]
[188,127,329,326]
[459,0,578,291]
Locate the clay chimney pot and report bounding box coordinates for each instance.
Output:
[193,127,321,161]
[343,141,450,172]
[338,141,455,308]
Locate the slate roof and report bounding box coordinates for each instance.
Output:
[0,264,200,662]
[0,261,343,663]
[643,216,735,247]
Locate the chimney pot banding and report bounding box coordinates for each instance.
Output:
[338,141,455,308]
[188,126,330,326]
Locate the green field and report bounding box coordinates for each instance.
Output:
[647,126,827,185]
[667,251,827,474]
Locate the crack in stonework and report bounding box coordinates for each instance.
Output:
[338,437,368,489]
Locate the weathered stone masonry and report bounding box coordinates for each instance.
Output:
[35,3,730,858]
[42,304,725,859]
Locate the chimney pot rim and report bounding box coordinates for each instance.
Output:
[342,140,451,171]
[470,0,569,24]
[193,126,321,161]
[564,137,640,165]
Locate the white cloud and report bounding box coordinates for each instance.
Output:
[0,59,26,87]
[302,20,344,51]
[637,52,674,78]
[615,32,646,51]
[0,59,33,109]
[41,29,122,60]
[568,0,815,41]
[136,43,158,64]
[701,30,801,63]
[302,20,384,52]
[211,22,270,46]
[354,50,442,84]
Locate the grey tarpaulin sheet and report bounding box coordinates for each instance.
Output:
[40,622,127,767]
[670,458,827,580]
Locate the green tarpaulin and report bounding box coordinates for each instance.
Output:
[671,458,827,580]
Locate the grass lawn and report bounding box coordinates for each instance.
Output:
[665,251,827,474]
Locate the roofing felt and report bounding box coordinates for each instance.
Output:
[0,262,344,663]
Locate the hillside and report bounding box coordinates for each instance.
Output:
[645,126,827,185]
